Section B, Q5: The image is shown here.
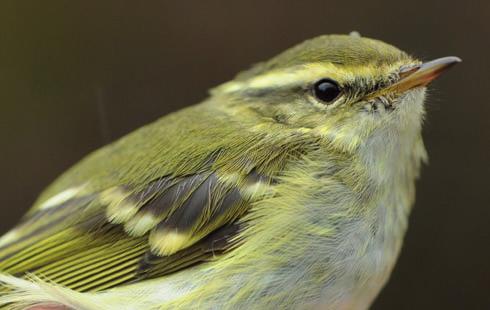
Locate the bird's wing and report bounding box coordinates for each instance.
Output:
[0,102,316,292]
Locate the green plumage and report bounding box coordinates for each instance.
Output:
[0,34,458,309]
[0,99,321,293]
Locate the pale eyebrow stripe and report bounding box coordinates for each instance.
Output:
[217,63,338,94]
[247,63,336,89]
[215,62,401,97]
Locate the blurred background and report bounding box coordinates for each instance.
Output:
[0,1,488,309]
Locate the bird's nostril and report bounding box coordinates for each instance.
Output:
[398,64,420,79]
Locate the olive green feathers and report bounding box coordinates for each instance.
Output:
[0,100,319,292]
[0,33,459,309]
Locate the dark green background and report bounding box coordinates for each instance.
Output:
[0,1,488,309]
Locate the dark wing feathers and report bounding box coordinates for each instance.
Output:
[103,170,248,256]
[0,168,264,292]
[135,223,241,282]
[0,103,319,294]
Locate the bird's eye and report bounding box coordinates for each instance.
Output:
[313,79,341,104]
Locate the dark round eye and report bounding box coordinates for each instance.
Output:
[313,79,341,103]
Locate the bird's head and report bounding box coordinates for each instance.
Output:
[213,34,460,153]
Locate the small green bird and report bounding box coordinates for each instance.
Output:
[0,34,459,310]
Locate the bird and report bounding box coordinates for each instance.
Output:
[0,33,460,310]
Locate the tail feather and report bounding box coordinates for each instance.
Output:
[0,274,166,310]
[0,274,102,310]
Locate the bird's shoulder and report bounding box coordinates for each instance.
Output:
[0,101,320,291]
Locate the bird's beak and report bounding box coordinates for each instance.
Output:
[385,56,461,93]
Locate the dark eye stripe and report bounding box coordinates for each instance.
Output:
[347,76,394,98]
